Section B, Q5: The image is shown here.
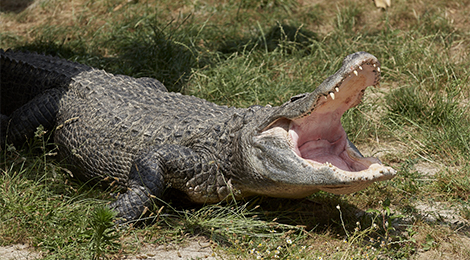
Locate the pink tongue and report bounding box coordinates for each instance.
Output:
[298,140,351,171]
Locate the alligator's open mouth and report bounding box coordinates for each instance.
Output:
[291,61,380,172]
[261,56,382,174]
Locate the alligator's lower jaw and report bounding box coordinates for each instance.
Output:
[299,141,381,172]
[287,111,378,172]
[314,162,396,194]
[261,115,377,173]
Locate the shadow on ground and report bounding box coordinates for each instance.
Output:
[0,0,35,13]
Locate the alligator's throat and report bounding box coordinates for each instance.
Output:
[288,110,377,172]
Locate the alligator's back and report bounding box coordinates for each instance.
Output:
[1,49,195,147]
[51,66,237,186]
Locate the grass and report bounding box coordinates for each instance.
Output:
[1,0,470,259]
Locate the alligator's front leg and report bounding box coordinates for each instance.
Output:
[111,144,228,222]
[109,150,166,222]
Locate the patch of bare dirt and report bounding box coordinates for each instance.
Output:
[415,233,470,260]
[0,239,219,260]
[414,201,468,225]
[413,161,442,176]
[0,244,42,260]
[122,238,218,260]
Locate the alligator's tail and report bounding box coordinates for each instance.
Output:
[1,49,93,148]
[0,49,92,116]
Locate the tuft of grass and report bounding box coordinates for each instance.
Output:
[384,85,470,162]
[88,206,120,259]
[435,165,470,201]
[335,200,417,260]
[159,200,306,243]
[334,2,364,33]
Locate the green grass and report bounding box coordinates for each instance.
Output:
[1,0,470,259]
[0,130,106,258]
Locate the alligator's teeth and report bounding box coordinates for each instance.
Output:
[353,70,358,76]
[329,92,335,100]
[335,87,339,92]
[358,66,363,70]
[377,67,381,72]
[373,64,376,67]
[324,95,328,100]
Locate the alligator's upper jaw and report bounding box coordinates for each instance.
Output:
[255,52,396,195]
[289,55,380,172]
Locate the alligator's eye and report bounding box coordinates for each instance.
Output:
[290,94,306,102]
[249,105,264,110]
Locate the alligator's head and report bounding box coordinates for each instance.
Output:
[237,52,396,198]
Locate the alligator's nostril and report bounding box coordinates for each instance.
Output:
[290,94,306,102]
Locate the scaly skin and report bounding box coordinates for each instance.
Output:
[0,49,396,222]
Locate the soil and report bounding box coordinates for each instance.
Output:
[0,238,218,260]
[0,244,42,260]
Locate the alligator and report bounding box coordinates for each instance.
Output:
[0,49,396,222]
